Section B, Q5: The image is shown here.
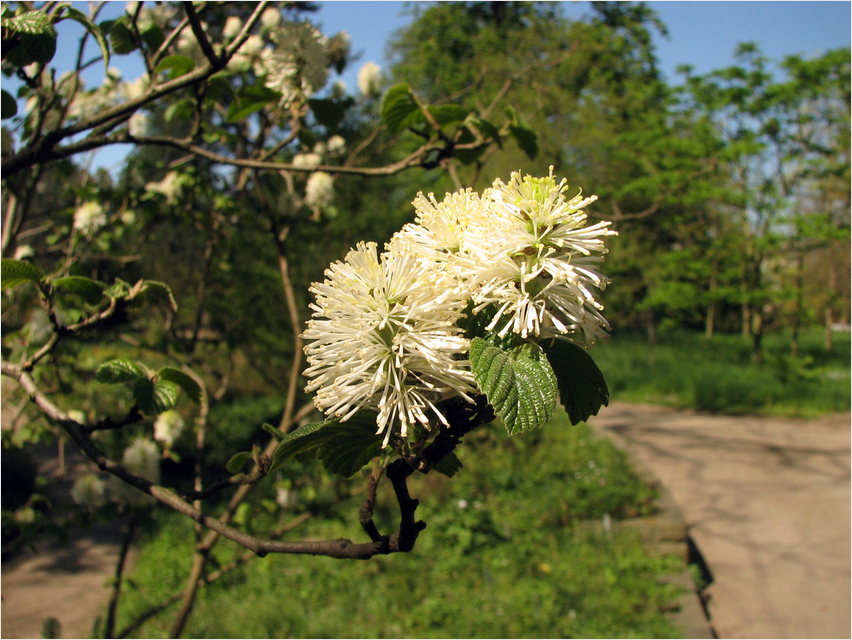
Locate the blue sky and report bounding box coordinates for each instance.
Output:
[6,1,849,172]
[316,1,851,87]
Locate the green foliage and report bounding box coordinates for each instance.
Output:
[541,338,610,425]
[470,337,557,435]
[1,8,57,66]
[115,415,675,639]
[595,329,851,416]
[270,413,383,477]
[95,360,200,415]
[1,258,45,289]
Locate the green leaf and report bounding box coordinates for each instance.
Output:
[154,54,196,80]
[108,16,137,55]
[139,23,164,52]
[60,7,109,70]
[432,451,463,478]
[380,83,420,134]
[96,359,148,384]
[52,276,106,304]
[2,89,18,119]
[470,117,502,144]
[270,413,382,477]
[470,337,558,435]
[226,451,254,474]
[2,10,57,66]
[509,123,538,160]
[540,338,609,425]
[157,368,202,404]
[262,422,287,441]
[1,258,44,289]
[308,98,349,131]
[225,84,281,124]
[428,104,468,126]
[453,145,488,166]
[138,280,178,311]
[133,378,179,415]
[103,278,131,299]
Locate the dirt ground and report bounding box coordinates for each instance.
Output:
[2,402,850,639]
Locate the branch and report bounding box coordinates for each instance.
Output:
[0,361,420,561]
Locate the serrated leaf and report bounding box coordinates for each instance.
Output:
[103,278,130,299]
[541,338,609,425]
[509,123,538,160]
[157,368,202,404]
[270,413,381,477]
[154,54,195,80]
[226,451,254,474]
[2,89,18,119]
[52,276,106,304]
[380,83,420,134]
[2,10,57,66]
[61,7,109,70]
[108,16,136,55]
[96,359,147,384]
[432,451,463,478]
[1,258,44,287]
[470,337,557,435]
[133,378,179,415]
[470,117,501,144]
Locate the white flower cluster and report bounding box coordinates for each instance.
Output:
[153,409,185,448]
[73,201,107,236]
[303,169,616,447]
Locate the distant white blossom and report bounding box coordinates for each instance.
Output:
[330,80,347,100]
[305,171,334,210]
[260,6,281,28]
[128,112,148,137]
[327,134,346,155]
[263,22,328,106]
[73,202,107,236]
[13,245,34,260]
[292,153,321,168]
[357,62,382,98]
[153,410,185,448]
[146,171,184,205]
[223,15,242,40]
[71,474,106,508]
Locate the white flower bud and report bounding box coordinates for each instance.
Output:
[73,202,107,235]
[153,410,185,448]
[223,15,242,40]
[293,153,321,168]
[261,7,281,28]
[305,171,334,209]
[357,62,382,98]
[71,474,106,507]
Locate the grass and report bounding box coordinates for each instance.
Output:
[592,328,851,416]
[112,412,684,639]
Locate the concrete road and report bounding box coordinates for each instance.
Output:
[591,402,851,639]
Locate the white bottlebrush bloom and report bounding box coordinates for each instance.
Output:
[13,244,34,260]
[111,438,160,507]
[465,169,617,343]
[327,134,346,155]
[123,438,161,482]
[223,15,242,40]
[261,6,281,28]
[153,409,185,448]
[305,171,334,210]
[292,153,321,168]
[73,201,107,235]
[264,21,329,106]
[71,474,106,507]
[145,171,184,205]
[357,61,382,98]
[128,112,148,137]
[121,75,149,101]
[302,242,475,447]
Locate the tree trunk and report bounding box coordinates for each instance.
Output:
[791,253,804,357]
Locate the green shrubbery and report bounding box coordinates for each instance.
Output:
[112,412,681,639]
[595,329,850,415]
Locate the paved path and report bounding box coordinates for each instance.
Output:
[590,402,851,639]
